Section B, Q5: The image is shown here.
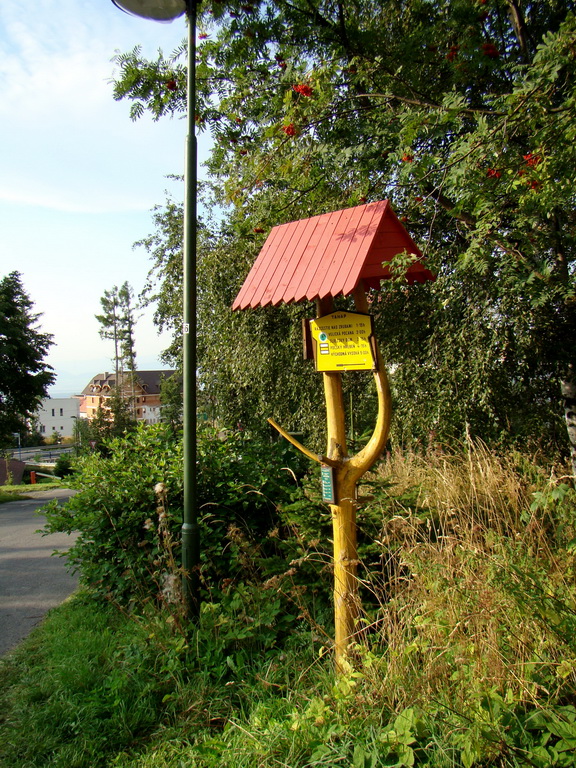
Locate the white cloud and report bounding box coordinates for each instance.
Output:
[0,0,190,213]
[0,1,194,392]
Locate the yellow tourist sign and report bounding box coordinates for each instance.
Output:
[309,311,376,372]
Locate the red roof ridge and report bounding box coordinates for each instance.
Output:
[232,200,434,310]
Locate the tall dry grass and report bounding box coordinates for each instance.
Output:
[354,441,576,715]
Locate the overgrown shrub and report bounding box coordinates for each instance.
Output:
[42,423,309,613]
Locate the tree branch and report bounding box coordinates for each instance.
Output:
[424,185,548,283]
[506,0,531,61]
[352,92,505,117]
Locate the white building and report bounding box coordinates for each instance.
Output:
[35,397,80,439]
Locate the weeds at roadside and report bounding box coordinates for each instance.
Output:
[0,489,27,504]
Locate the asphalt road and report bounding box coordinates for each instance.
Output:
[11,445,74,463]
[0,489,79,657]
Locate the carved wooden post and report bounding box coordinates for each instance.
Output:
[314,285,392,668]
[233,200,433,672]
[316,294,358,665]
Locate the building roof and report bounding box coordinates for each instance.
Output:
[232,200,435,310]
[136,370,176,394]
[80,370,174,397]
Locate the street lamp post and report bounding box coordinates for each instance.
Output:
[110,0,200,620]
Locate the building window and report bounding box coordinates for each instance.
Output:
[59,408,63,416]
[51,408,55,416]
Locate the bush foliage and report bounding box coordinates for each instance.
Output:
[43,423,309,609]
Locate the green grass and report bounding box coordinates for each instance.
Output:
[3,445,576,767]
[0,481,64,503]
[18,480,64,491]
[6,585,573,768]
[0,489,27,503]
[0,594,187,767]
[0,593,331,768]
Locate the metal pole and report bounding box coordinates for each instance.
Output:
[107,0,199,618]
[181,0,200,620]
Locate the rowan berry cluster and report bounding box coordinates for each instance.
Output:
[523,152,541,167]
[293,84,313,97]
[446,45,459,61]
[482,42,500,58]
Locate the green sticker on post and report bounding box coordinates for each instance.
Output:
[321,464,336,504]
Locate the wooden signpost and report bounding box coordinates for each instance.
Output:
[308,311,376,372]
[233,200,434,671]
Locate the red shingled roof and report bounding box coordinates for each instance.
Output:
[232,200,434,310]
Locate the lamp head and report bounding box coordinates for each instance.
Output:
[111,0,187,21]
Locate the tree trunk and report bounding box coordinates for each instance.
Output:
[561,364,576,478]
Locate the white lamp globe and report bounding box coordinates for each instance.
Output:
[111,0,187,21]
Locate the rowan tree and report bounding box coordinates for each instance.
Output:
[113,1,576,463]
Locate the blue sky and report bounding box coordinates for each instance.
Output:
[0,0,209,396]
